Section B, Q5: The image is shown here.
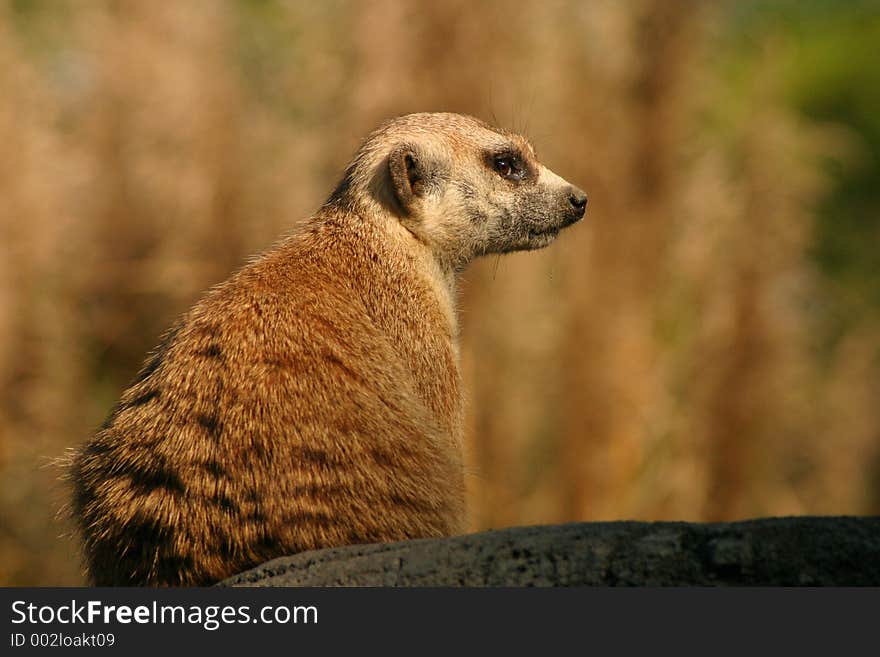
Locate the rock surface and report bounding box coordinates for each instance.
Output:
[220,516,880,586]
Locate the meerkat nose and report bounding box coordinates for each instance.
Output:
[568,187,588,216]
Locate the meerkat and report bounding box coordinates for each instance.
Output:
[70,112,587,586]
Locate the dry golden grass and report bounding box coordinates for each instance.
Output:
[1,0,877,584]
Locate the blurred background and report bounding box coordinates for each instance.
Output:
[1,0,878,585]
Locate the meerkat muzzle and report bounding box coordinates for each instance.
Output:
[568,186,588,219]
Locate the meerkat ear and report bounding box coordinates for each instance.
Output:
[388,144,427,215]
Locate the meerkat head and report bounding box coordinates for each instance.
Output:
[328,112,587,271]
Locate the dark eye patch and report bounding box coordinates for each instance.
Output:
[486,149,528,182]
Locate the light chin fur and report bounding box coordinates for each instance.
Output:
[494,230,560,254]
[524,231,560,250]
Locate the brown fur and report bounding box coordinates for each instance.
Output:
[70,112,586,585]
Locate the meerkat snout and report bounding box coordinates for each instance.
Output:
[568,187,588,217]
[70,112,585,586]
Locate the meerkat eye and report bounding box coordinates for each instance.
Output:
[494,157,512,177]
[493,154,525,181]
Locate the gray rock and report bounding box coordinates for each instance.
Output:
[219,516,880,586]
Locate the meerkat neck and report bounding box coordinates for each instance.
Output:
[322,198,460,301]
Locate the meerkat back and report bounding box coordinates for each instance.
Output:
[71,112,586,586]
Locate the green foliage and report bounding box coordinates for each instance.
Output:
[725,0,880,332]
